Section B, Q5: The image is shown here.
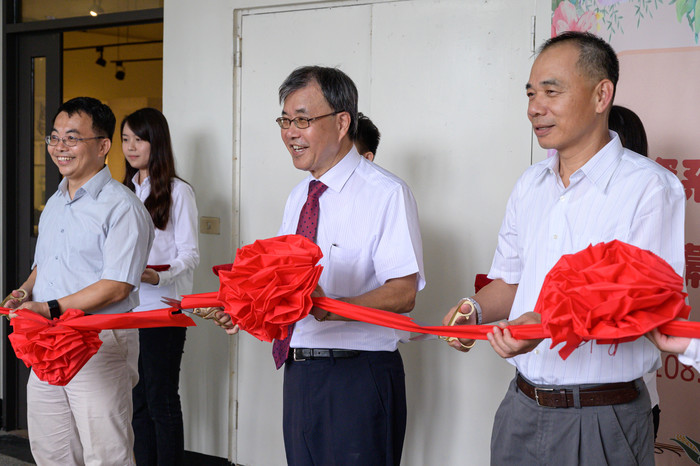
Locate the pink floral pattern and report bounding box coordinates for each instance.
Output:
[552,1,599,37]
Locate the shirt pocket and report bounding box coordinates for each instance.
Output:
[326,244,368,298]
[67,228,105,275]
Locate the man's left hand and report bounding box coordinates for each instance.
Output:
[310,284,331,321]
[487,312,542,358]
[141,268,160,285]
[10,301,50,319]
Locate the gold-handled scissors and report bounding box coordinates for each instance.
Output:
[439,297,476,349]
[160,297,227,326]
[1,289,28,320]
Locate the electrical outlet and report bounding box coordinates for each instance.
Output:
[200,216,220,235]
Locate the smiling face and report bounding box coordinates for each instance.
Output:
[121,122,152,178]
[280,82,351,178]
[526,42,610,161]
[48,111,110,193]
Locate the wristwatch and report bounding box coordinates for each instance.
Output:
[47,300,61,319]
[463,297,483,325]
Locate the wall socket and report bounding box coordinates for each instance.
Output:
[200,216,220,235]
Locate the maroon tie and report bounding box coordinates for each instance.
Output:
[272,180,328,368]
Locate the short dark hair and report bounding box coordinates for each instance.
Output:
[279,66,359,138]
[54,97,116,141]
[609,105,648,157]
[355,112,381,156]
[539,31,619,100]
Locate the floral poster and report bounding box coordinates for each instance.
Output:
[552,1,700,464]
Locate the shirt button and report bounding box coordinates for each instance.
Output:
[553,234,558,239]
[534,349,539,354]
[60,228,64,233]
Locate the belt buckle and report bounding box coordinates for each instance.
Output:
[292,349,306,362]
[534,387,554,407]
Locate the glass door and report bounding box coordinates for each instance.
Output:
[3,31,62,430]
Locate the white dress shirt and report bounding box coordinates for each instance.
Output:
[489,132,686,385]
[33,166,154,314]
[280,147,425,352]
[679,339,700,372]
[132,175,200,311]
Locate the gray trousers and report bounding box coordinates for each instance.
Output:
[490,375,654,466]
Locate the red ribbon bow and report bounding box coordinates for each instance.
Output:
[0,308,194,386]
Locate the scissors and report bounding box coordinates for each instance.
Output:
[1,289,28,320]
[160,297,227,326]
[409,298,476,349]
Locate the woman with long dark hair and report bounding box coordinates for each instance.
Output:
[122,108,199,465]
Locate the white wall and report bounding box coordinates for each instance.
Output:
[164,1,332,459]
[163,0,552,463]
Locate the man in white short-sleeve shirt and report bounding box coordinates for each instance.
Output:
[443,32,684,465]
[222,66,425,465]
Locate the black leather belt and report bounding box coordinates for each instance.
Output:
[516,374,639,408]
[291,348,361,362]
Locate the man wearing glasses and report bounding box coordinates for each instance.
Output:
[5,97,153,465]
[221,66,424,465]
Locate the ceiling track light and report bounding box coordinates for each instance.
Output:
[95,46,106,67]
[89,2,104,16]
[115,61,126,81]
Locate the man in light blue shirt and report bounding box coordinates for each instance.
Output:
[6,97,154,465]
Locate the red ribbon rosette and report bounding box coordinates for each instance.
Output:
[213,234,323,342]
[534,240,691,359]
[9,309,102,386]
[0,307,195,386]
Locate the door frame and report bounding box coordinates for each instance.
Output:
[1,5,164,430]
[230,2,406,461]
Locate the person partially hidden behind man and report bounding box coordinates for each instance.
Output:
[5,97,154,465]
[355,111,381,161]
[217,66,425,465]
[443,32,684,465]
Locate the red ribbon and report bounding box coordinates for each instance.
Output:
[5,236,698,385]
[178,236,698,358]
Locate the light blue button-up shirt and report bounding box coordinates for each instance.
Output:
[33,166,154,314]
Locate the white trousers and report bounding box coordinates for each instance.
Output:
[27,329,139,466]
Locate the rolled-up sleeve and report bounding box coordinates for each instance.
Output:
[102,201,154,288]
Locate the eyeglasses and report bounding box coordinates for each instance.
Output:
[276,111,340,129]
[45,135,106,147]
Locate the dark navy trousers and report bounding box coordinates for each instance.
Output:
[283,350,407,466]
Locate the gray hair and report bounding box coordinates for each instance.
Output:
[279,66,358,138]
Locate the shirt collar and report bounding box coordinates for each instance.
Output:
[58,165,112,200]
[576,131,623,191]
[533,153,559,179]
[132,172,150,192]
[314,146,362,193]
[534,131,623,192]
